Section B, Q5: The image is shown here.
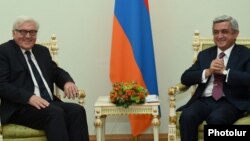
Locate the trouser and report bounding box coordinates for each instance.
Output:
[179,97,243,141]
[9,101,89,141]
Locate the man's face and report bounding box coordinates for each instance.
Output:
[12,21,37,50]
[212,21,239,51]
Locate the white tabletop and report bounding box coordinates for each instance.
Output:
[94,95,160,107]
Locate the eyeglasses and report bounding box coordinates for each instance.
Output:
[15,29,38,36]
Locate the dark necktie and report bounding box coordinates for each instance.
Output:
[25,51,52,101]
[212,52,225,100]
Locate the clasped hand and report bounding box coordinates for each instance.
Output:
[205,58,225,77]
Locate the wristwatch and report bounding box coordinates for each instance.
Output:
[222,69,228,75]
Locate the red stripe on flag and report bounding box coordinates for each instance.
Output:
[144,0,149,11]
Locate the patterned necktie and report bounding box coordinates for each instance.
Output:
[25,51,52,101]
[212,52,225,100]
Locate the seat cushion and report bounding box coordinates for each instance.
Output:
[2,124,45,138]
[234,114,250,124]
[3,137,47,141]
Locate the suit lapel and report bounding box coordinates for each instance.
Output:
[32,47,42,68]
[12,41,30,72]
[226,45,240,69]
[32,46,50,82]
[208,47,218,66]
[204,47,217,83]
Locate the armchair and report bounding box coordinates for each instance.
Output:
[0,34,86,141]
[168,31,250,141]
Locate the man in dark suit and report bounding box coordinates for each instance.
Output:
[178,15,250,141]
[0,16,89,141]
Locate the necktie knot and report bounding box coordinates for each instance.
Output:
[219,52,225,59]
[25,51,31,56]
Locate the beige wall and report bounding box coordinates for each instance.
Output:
[0,0,250,136]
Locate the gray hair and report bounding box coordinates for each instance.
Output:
[213,15,239,32]
[12,16,39,31]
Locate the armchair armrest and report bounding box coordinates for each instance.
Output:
[168,83,189,124]
[168,82,189,141]
[78,89,86,106]
[169,83,189,95]
[54,87,86,107]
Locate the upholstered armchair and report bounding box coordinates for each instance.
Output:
[0,34,86,141]
[167,31,250,141]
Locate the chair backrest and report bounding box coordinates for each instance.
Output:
[191,30,250,63]
[37,34,59,63]
[37,34,61,99]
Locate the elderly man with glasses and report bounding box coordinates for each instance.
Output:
[0,16,89,141]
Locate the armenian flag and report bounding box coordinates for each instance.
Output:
[110,0,159,136]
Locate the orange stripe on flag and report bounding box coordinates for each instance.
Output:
[129,115,153,136]
[110,16,144,84]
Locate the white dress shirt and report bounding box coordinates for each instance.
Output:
[201,45,233,97]
[21,48,53,99]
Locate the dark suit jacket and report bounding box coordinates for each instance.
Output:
[179,44,250,111]
[0,40,74,123]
